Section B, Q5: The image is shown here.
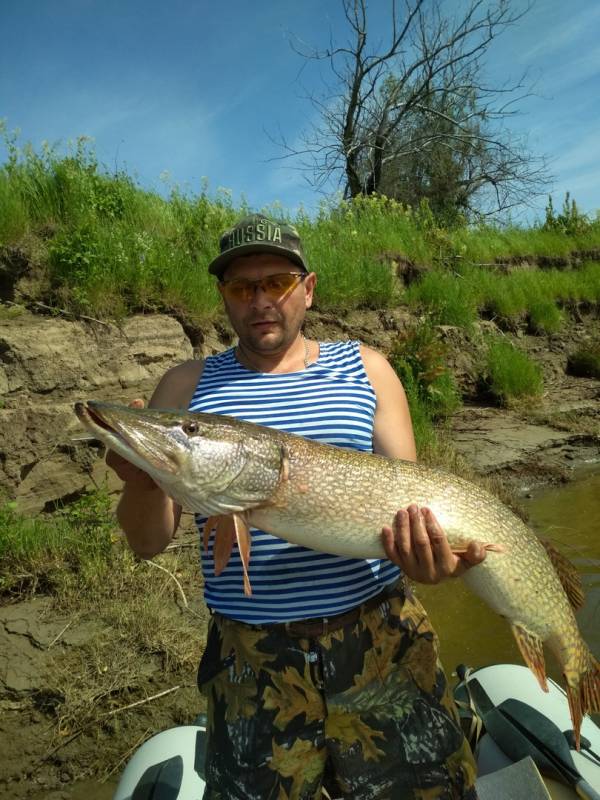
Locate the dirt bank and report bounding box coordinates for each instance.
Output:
[1,304,599,798]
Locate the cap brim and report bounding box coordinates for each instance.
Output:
[208,242,308,279]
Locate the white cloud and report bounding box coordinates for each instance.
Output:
[520,4,600,63]
[552,130,600,175]
[537,45,600,95]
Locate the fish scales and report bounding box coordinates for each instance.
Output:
[74,400,600,747]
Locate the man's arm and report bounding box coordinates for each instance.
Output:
[361,345,485,582]
[361,345,417,461]
[108,360,204,559]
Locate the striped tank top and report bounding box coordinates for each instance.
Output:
[188,339,401,624]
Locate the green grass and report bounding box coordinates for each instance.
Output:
[566,343,600,378]
[2,133,600,323]
[406,262,600,333]
[482,337,544,406]
[0,490,123,597]
[389,321,461,454]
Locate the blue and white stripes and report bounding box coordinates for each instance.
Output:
[189,339,401,623]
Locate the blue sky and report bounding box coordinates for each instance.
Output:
[1,0,599,222]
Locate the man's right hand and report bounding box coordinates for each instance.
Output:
[105,398,158,490]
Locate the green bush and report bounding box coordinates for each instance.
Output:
[544,192,593,236]
[390,321,461,453]
[405,270,478,328]
[482,338,544,405]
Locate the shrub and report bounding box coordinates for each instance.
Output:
[405,270,478,328]
[482,338,544,405]
[390,321,461,453]
[544,192,592,236]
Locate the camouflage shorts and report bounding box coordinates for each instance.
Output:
[197,581,478,800]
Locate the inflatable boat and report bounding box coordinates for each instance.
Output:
[113,663,600,799]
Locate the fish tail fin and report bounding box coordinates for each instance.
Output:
[564,648,600,751]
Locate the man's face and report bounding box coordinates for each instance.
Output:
[219,253,316,354]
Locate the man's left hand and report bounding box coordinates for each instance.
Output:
[381,504,486,584]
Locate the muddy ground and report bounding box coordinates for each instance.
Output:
[1,310,599,798]
[0,529,209,799]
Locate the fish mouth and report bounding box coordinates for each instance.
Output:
[75,401,181,474]
[75,401,127,443]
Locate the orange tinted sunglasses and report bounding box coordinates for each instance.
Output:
[219,272,307,303]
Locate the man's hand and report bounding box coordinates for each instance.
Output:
[382,504,486,583]
[105,398,157,490]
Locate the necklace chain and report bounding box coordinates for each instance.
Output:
[236,335,310,371]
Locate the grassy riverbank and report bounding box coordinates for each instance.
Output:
[2,136,600,319]
[2,137,600,441]
[2,137,600,796]
[0,490,206,793]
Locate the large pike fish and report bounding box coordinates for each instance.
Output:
[75,400,599,747]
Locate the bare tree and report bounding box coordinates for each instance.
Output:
[280,0,550,218]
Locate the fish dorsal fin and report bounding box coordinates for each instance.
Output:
[540,539,585,611]
[511,623,548,693]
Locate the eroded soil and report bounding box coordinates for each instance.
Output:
[0,539,210,799]
[1,311,599,798]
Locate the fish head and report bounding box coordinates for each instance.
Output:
[74,401,284,514]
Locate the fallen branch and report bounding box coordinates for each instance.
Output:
[144,559,189,607]
[43,684,185,760]
[4,299,111,327]
[46,620,73,649]
[103,684,182,717]
[164,541,199,552]
[143,558,204,621]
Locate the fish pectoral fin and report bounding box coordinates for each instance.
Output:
[233,512,252,597]
[511,623,548,693]
[279,445,290,482]
[450,542,506,555]
[540,538,585,611]
[212,515,236,577]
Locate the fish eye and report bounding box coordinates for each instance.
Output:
[183,421,200,435]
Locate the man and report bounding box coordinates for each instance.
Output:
[108,214,485,799]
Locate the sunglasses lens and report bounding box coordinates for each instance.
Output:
[222,280,252,302]
[221,273,305,302]
[262,273,301,298]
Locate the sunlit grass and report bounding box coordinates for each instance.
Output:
[2,133,600,320]
[482,337,544,406]
[0,490,120,597]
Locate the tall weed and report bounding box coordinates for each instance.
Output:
[405,270,478,327]
[482,337,544,406]
[390,321,461,453]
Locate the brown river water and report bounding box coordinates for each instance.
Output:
[73,469,600,799]
[420,468,600,680]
